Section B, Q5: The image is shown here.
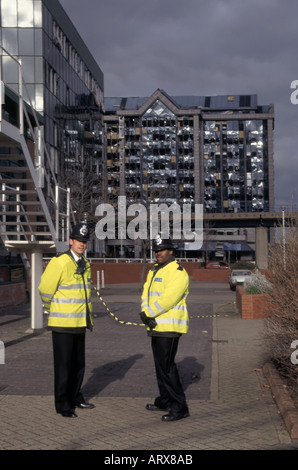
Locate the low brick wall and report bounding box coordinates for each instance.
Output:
[91,262,151,285]
[91,261,199,285]
[192,268,230,282]
[0,282,28,308]
[236,285,270,319]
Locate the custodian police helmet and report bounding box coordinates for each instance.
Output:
[70,222,90,242]
[152,234,174,252]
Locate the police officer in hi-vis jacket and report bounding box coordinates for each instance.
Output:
[140,235,190,422]
[39,222,94,418]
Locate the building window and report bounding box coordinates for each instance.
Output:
[2,28,18,54]
[1,0,17,27]
[18,0,34,27]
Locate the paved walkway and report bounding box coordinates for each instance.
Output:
[0,281,298,451]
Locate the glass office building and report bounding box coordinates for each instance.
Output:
[0,0,104,200]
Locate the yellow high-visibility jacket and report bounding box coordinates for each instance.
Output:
[141,259,189,335]
[38,252,93,331]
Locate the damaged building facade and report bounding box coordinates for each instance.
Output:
[101,89,274,258]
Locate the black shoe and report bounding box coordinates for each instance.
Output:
[146,403,169,411]
[161,411,189,422]
[76,402,95,409]
[60,410,77,418]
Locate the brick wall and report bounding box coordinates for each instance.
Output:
[91,261,199,285]
[0,266,9,282]
[0,282,28,308]
[192,268,230,282]
[236,285,270,319]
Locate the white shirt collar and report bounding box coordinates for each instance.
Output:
[70,250,80,262]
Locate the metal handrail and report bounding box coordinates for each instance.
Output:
[0,45,72,244]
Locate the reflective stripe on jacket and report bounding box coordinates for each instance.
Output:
[141,259,189,335]
[38,253,93,329]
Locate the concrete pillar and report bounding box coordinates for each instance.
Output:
[31,251,44,330]
[255,227,268,269]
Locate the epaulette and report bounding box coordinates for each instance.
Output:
[176,261,184,271]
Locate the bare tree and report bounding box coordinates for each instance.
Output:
[64,153,103,231]
[264,214,298,390]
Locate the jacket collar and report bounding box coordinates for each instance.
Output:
[152,255,176,271]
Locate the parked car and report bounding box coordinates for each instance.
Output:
[205,261,229,269]
[229,270,252,290]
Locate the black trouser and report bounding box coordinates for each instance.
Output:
[151,336,188,415]
[52,331,86,413]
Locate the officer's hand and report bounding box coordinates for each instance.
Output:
[140,312,157,329]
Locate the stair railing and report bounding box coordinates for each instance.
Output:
[0,45,74,246]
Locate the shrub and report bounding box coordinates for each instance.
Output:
[245,284,264,295]
[244,270,272,294]
[263,214,298,389]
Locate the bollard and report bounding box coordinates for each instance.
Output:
[97,270,100,290]
[0,341,4,364]
[101,270,105,289]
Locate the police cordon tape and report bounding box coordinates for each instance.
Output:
[93,287,143,326]
[93,287,236,327]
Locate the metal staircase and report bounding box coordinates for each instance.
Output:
[0,48,74,328]
[0,120,71,253]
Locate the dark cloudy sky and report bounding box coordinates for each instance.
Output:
[60,0,298,211]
